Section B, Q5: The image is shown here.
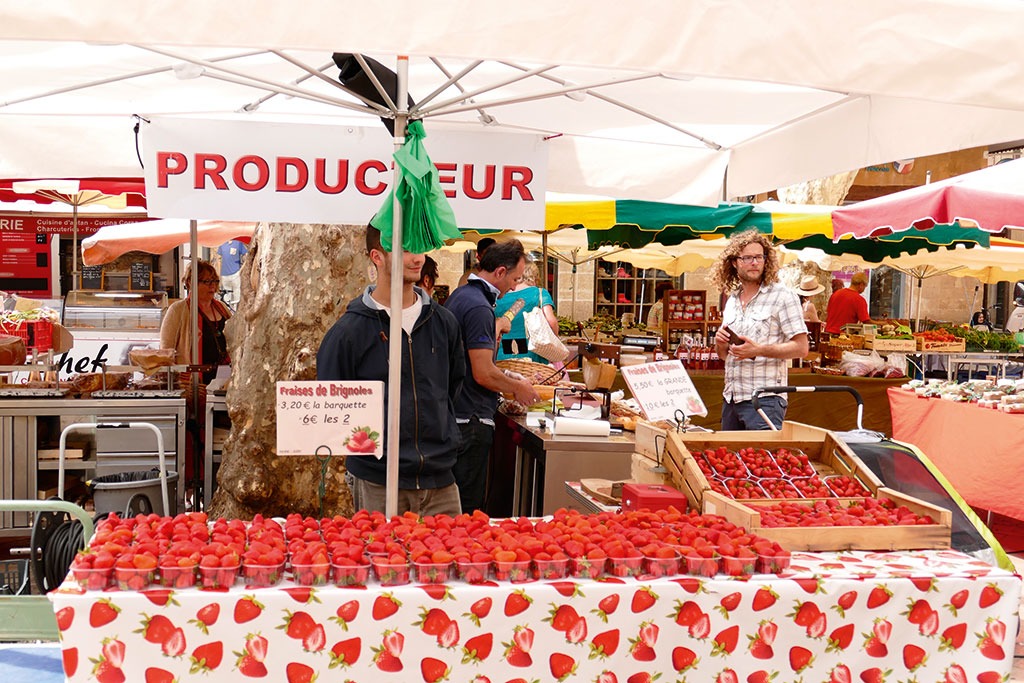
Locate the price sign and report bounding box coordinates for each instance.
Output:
[275,381,384,457]
[129,261,152,291]
[620,359,708,422]
[80,265,104,290]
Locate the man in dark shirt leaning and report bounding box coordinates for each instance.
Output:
[445,239,540,513]
[316,225,466,516]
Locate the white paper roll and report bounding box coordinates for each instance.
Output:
[551,416,611,437]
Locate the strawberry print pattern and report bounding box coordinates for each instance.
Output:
[51,548,1020,682]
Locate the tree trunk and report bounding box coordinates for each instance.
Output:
[209,223,368,519]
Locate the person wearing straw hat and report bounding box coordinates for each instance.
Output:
[795,275,825,323]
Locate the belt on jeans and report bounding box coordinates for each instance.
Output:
[456,416,495,427]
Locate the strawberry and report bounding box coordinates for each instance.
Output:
[747,671,774,683]
[144,667,175,683]
[55,606,74,631]
[461,633,493,663]
[829,664,852,683]
[283,586,319,604]
[752,586,778,611]
[638,621,659,648]
[757,620,778,645]
[513,626,534,652]
[233,596,264,623]
[979,583,1003,608]
[866,585,891,608]
[859,667,890,683]
[671,576,705,593]
[548,604,580,632]
[419,584,452,601]
[303,623,326,652]
[716,591,742,617]
[977,673,1004,683]
[190,603,220,634]
[235,652,268,677]
[141,589,177,607]
[831,590,857,617]
[383,629,405,657]
[689,613,711,639]
[549,581,580,597]
[328,637,361,668]
[417,607,452,636]
[630,587,657,613]
[627,674,657,683]
[565,615,587,644]
[918,607,939,636]
[748,637,773,659]
[863,636,887,658]
[596,672,618,683]
[940,622,967,651]
[978,636,1004,660]
[549,652,577,681]
[102,638,126,668]
[190,641,224,673]
[788,645,813,673]
[504,644,532,667]
[61,647,78,677]
[790,600,821,627]
[161,627,187,657]
[943,664,967,683]
[90,599,120,628]
[827,623,855,652]
[374,650,403,672]
[985,618,1007,645]
[593,594,619,623]
[245,634,268,662]
[138,613,176,644]
[504,590,532,616]
[792,577,821,594]
[437,620,460,648]
[464,597,492,626]
[904,598,933,624]
[590,629,619,658]
[673,599,705,626]
[285,662,316,683]
[93,660,126,683]
[806,611,827,638]
[712,624,739,656]
[671,646,698,672]
[372,593,402,620]
[715,669,740,683]
[945,588,968,615]
[331,599,359,630]
[872,618,892,643]
[420,656,449,683]
[279,610,317,640]
[902,643,927,671]
[630,642,655,661]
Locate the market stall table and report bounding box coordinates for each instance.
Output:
[49,550,1021,682]
[888,387,1024,525]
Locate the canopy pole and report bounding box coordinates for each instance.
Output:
[541,232,549,296]
[72,203,79,290]
[189,219,201,507]
[385,56,409,519]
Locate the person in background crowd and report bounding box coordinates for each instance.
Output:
[711,230,809,430]
[825,271,873,334]
[317,226,465,516]
[495,261,558,362]
[830,277,845,293]
[215,239,248,309]
[417,255,439,297]
[457,237,496,288]
[446,239,540,513]
[795,275,824,323]
[646,281,674,329]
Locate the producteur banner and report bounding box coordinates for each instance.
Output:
[141,116,549,229]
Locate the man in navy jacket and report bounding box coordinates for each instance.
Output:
[317,226,465,516]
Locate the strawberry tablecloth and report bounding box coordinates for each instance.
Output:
[49,550,1020,683]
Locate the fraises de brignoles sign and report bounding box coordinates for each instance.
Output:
[141,116,548,229]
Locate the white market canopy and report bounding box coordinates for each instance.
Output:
[4,1,1024,207]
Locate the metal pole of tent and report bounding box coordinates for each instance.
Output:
[541,232,549,293]
[72,203,79,290]
[190,219,200,507]
[385,57,409,519]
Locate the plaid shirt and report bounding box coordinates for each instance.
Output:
[721,282,807,403]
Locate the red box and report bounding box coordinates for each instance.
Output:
[621,483,689,512]
[0,320,53,351]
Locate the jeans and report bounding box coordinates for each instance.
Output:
[722,396,786,430]
[453,418,494,514]
[344,472,462,517]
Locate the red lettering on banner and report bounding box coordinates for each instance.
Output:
[355,160,388,195]
[314,159,349,194]
[277,157,308,192]
[234,155,270,192]
[503,166,534,201]
[157,151,187,187]
[463,164,496,200]
[435,162,457,198]
[195,154,229,190]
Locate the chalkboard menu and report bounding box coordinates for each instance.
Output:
[80,265,103,290]
[129,261,153,291]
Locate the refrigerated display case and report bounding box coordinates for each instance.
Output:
[59,290,167,375]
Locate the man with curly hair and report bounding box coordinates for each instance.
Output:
[710,230,809,429]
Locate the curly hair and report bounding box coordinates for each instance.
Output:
[707,230,780,293]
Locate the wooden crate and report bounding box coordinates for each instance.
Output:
[634,421,668,459]
[916,338,967,352]
[663,422,885,512]
[701,489,952,551]
[865,337,917,353]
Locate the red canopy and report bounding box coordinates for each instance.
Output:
[0,177,147,208]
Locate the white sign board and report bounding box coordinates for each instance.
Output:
[142,117,548,229]
[620,360,708,422]
[275,381,384,457]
